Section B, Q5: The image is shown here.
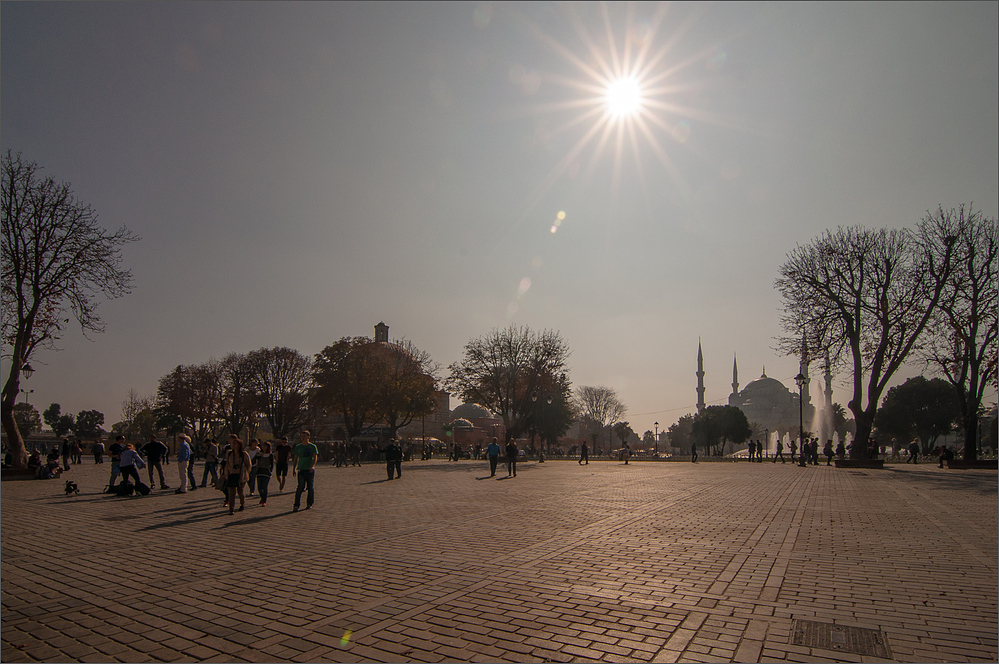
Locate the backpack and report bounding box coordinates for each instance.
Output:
[114,483,134,497]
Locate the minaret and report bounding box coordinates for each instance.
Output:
[731,354,739,397]
[696,340,706,414]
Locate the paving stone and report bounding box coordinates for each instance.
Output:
[3,459,996,663]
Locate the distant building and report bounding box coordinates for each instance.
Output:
[443,402,505,447]
[697,343,816,439]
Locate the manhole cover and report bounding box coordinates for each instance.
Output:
[791,619,892,658]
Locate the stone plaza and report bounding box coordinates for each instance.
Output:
[2,457,996,663]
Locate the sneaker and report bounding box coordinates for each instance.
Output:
[260,502,266,507]
[175,489,186,494]
[293,506,299,512]
[161,486,170,490]
[305,505,312,510]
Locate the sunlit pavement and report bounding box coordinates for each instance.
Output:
[2,458,996,663]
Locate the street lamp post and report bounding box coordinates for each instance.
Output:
[795,372,807,467]
[654,421,659,457]
[19,388,34,405]
[532,392,551,462]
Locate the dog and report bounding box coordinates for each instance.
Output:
[64,480,79,496]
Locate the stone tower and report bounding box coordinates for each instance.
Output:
[374,321,389,343]
[696,340,706,414]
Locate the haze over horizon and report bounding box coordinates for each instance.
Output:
[3,2,997,437]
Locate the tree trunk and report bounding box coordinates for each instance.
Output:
[1,387,29,470]
[963,413,979,461]
[851,408,874,459]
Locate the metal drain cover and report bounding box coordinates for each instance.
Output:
[791,619,892,658]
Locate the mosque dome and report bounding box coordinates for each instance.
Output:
[740,374,791,398]
[450,403,499,421]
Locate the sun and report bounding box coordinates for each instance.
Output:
[606,76,642,119]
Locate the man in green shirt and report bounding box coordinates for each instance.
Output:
[292,430,319,512]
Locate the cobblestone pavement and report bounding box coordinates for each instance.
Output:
[2,458,996,663]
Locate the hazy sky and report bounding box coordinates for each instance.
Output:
[3,2,997,436]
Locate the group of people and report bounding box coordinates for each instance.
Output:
[101,431,319,514]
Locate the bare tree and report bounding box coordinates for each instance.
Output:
[120,389,154,441]
[573,385,627,446]
[244,347,313,439]
[447,326,572,442]
[917,205,998,460]
[1,151,138,468]
[776,225,955,458]
[214,353,257,439]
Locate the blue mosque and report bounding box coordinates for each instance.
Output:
[696,341,827,438]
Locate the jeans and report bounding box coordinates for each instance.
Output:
[147,459,166,487]
[120,464,141,487]
[257,474,271,502]
[108,461,121,488]
[201,461,218,487]
[294,469,315,508]
[489,456,498,476]
[507,457,517,476]
[387,460,401,480]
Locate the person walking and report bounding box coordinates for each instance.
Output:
[579,441,589,465]
[823,439,835,466]
[60,438,72,471]
[72,439,83,465]
[747,440,755,462]
[141,435,169,489]
[274,436,292,490]
[789,439,798,464]
[505,439,518,477]
[774,438,785,463]
[246,439,260,496]
[907,440,920,464]
[385,439,402,480]
[691,441,698,463]
[107,435,125,491]
[836,440,846,462]
[486,437,501,477]
[200,438,220,488]
[223,435,251,514]
[175,435,193,493]
[254,441,274,506]
[292,430,319,512]
[622,441,630,465]
[93,439,105,464]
